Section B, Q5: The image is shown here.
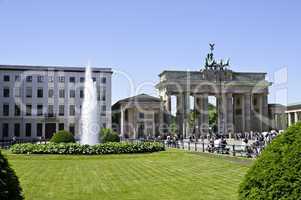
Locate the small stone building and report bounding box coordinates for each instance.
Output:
[286,102,301,126]
[112,94,162,139]
[268,104,287,131]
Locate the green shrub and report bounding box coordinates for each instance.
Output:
[10,142,165,155]
[0,150,23,200]
[239,122,301,200]
[50,130,75,143]
[100,128,120,143]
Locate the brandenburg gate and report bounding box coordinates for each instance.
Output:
[156,45,271,138]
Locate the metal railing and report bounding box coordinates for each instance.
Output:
[165,140,263,158]
[0,138,47,149]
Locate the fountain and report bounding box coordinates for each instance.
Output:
[80,64,100,145]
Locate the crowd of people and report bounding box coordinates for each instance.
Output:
[164,130,282,157]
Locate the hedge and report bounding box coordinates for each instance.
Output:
[239,122,301,200]
[100,128,120,143]
[0,150,23,200]
[50,130,75,143]
[10,142,165,155]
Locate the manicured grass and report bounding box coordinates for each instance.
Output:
[3,149,251,200]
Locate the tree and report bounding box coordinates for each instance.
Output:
[50,130,75,143]
[0,150,23,200]
[100,128,120,143]
[239,122,301,200]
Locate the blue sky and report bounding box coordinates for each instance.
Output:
[0,0,300,105]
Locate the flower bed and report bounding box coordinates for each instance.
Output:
[10,142,165,155]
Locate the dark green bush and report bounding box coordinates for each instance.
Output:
[239,122,301,200]
[100,128,120,143]
[10,142,165,155]
[50,130,75,143]
[0,150,23,200]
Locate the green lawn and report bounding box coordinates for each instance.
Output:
[3,149,251,200]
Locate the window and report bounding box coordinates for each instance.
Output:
[26,87,32,98]
[3,75,10,82]
[14,123,20,137]
[69,89,75,98]
[2,123,9,137]
[69,124,75,135]
[69,105,75,116]
[97,88,100,101]
[58,76,65,83]
[101,77,106,84]
[139,112,145,119]
[37,105,43,116]
[80,89,84,98]
[25,123,31,137]
[3,87,9,97]
[48,105,54,117]
[92,77,96,82]
[48,76,54,83]
[15,75,20,82]
[59,105,64,116]
[48,89,54,98]
[3,104,9,116]
[102,89,106,101]
[59,123,64,131]
[59,89,65,98]
[14,87,21,97]
[36,123,43,137]
[26,76,32,82]
[102,123,106,128]
[80,77,85,83]
[37,88,43,98]
[26,104,32,116]
[235,109,242,115]
[101,105,106,116]
[69,77,75,83]
[37,76,44,83]
[14,104,20,116]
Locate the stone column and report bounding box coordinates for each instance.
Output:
[203,93,209,136]
[287,113,291,127]
[233,94,243,133]
[152,111,156,137]
[217,94,227,136]
[261,94,269,131]
[216,96,222,135]
[183,92,190,138]
[163,95,172,127]
[226,93,233,136]
[195,93,209,137]
[257,94,263,132]
[164,95,171,113]
[133,108,138,138]
[176,94,184,138]
[159,99,165,136]
[195,95,201,136]
[244,93,251,133]
[120,106,125,138]
[295,112,298,124]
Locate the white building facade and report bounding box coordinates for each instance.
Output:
[0,65,112,140]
